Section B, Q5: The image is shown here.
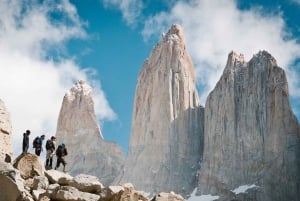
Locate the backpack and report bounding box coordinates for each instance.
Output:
[33,137,40,148]
[56,145,63,157]
[46,140,53,150]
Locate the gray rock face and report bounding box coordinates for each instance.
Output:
[0,99,13,162]
[55,80,124,186]
[0,162,25,201]
[197,51,300,201]
[118,24,204,195]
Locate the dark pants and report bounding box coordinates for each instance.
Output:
[55,157,66,168]
[46,158,53,167]
[22,144,29,153]
[35,147,42,156]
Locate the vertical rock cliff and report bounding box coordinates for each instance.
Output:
[55,80,124,186]
[118,24,204,195]
[0,99,13,162]
[197,51,300,201]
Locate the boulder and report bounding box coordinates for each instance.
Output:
[70,174,103,193]
[45,183,60,200]
[24,178,34,190]
[45,169,73,185]
[32,189,46,201]
[100,184,149,201]
[151,192,185,201]
[13,153,45,179]
[33,175,49,190]
[0,161,25,201]
[55,186,100,201]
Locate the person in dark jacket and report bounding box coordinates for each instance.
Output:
[33,134,45,156]
[22,130,30,153]
[55,143,68,172]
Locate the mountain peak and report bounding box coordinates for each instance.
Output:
[162,24,186,44]
[251,50,278,66]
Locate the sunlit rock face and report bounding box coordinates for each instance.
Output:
[56,80,124,186]
[0,99,13,162]
[117,24,204,196]
[197,51,300,201]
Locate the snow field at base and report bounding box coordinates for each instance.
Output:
[231,184,258,194]
[187,188,219,201]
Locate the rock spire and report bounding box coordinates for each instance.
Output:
[55,80,124,186]
[197,51,300,201]
[0,99,13,162]
[117,24,204,195]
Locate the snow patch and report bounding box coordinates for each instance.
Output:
[232,184,258,194]
[188,188,219,201]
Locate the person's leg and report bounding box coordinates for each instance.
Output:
[49,156,53,168]
[55,157,61,170]
[62,158,67,173]
[46,150,51,167]
[37,148,41,156]
[55,158,59,170]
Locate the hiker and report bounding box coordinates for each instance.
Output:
[22,130,30,153]
[33,134,45,156]
[45,136,56,169]
[55,143,68,172]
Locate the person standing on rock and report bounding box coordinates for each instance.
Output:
[33,134,45,156]
[22,130,30,154]
[45,136,56,169]
[55,143,68,172]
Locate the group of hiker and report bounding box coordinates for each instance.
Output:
[22,129,68,172]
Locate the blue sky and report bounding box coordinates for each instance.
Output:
[0,0,299,156]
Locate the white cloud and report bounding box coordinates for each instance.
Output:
[101,0,143,26]
[142,0,300,105]
[292,0,300,5]
[0,0,116,157]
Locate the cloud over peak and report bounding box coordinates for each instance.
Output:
[0,0,116,155]
[101,0,143,27]
[141,0,300,105]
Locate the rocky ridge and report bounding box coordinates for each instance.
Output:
[0,99,13,162]
[55,80,124,186]
[0,153,185,201]
[117,24,204,196]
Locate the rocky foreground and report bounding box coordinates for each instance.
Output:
[0,153,185,201]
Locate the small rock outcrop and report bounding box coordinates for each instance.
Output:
[45,169,73,186]
[0,99,13,162]
[70,174,103,193]
[118,24,204,195]
[55,80,124,186]
[197,51,300,201]
[13,153,45,179]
